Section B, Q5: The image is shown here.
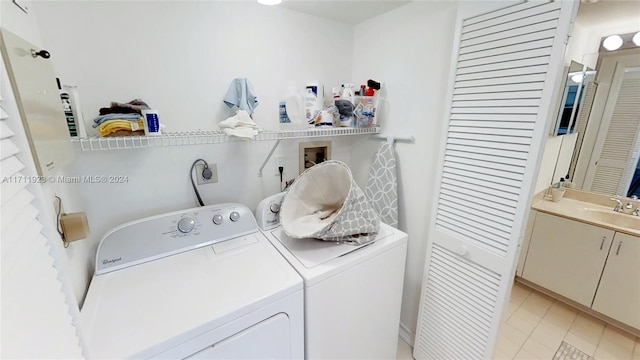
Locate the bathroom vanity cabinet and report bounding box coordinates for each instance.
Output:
[591,232,640,330]
[520,211,639,333]
[522,212,614,307]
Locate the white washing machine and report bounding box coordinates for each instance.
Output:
[81,203,304,359]
[256,193,408,360]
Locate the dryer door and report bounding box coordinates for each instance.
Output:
[185,313,291,359]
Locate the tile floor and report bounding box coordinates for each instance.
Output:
[495,281,640,360]
[395,281,640,359]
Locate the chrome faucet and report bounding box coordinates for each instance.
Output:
[630,195,639,216]
[610,198,624,212]
[625,202,635,212]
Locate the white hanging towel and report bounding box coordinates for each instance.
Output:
[365,142,398,228]
[223,78,259,115]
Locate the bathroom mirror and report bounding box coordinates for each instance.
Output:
[551,61,596,136]
[541,1,640,198]
[570,51,640,198]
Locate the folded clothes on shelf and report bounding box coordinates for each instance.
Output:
[99,99,150,115]
[93,113,143,127]
[98,119,144,137]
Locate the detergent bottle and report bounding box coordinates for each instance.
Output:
[280,82,307,130]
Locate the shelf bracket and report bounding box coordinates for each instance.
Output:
[258,139,281,177]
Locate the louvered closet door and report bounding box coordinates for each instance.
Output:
[585,68,640,195]
[414,2,577,359]
[1,56,83,358]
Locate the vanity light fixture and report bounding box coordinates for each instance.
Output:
[570,73,584,84]
[257,0,282,5]
[599,32,640,53]
[633,32,640,47]
[602,35,624,51]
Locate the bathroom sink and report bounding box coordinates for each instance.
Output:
[580,208,640,230]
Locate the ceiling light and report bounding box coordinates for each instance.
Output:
[571,73,584,83]
[633,32,640,46]
[257,0,282,5]
[603,35,624,51]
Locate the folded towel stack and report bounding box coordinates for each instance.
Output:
[93,99,150,137]
[219,110,261,139]
[97,119,145,137]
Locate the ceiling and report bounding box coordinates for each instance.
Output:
[277,0,640,29]
[279,0,412,25]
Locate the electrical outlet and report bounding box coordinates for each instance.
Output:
[196,163,218,185]
[275,156,285,177]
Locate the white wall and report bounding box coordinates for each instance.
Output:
[350,1,458,340]
[34,1,353,133]
[1,0,44,46]
[565,21,591,66]
[33,0,357,304]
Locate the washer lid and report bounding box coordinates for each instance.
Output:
[270,225,393,268]
[81,232,302,359]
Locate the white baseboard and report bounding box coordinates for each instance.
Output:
[398,322,415,347]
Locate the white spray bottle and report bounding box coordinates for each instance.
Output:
[341,83,355,104]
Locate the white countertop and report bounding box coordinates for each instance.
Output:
[533,197,640,237]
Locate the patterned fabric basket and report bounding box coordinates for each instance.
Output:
[280,160,380,244]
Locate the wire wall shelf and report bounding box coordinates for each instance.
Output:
[72,127,380,151]
[260,126,380,141]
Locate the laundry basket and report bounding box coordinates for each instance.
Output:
[280,160,380,244]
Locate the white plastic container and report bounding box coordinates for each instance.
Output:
[63,85,88,137]
[280,83,307,130]
[142,109,161,136]
[304,82,323,127]
[57,79,83,137]
[352,95,379,128]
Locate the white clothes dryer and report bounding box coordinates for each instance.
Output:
[257,193,408,360]
[81,203,304,359]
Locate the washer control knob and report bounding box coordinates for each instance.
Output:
[177,217,196,233]
[212,214,224,225]
[270,203,280,213]
[229,211,240,222]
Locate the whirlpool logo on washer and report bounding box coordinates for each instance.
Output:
[102,257,122,265]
